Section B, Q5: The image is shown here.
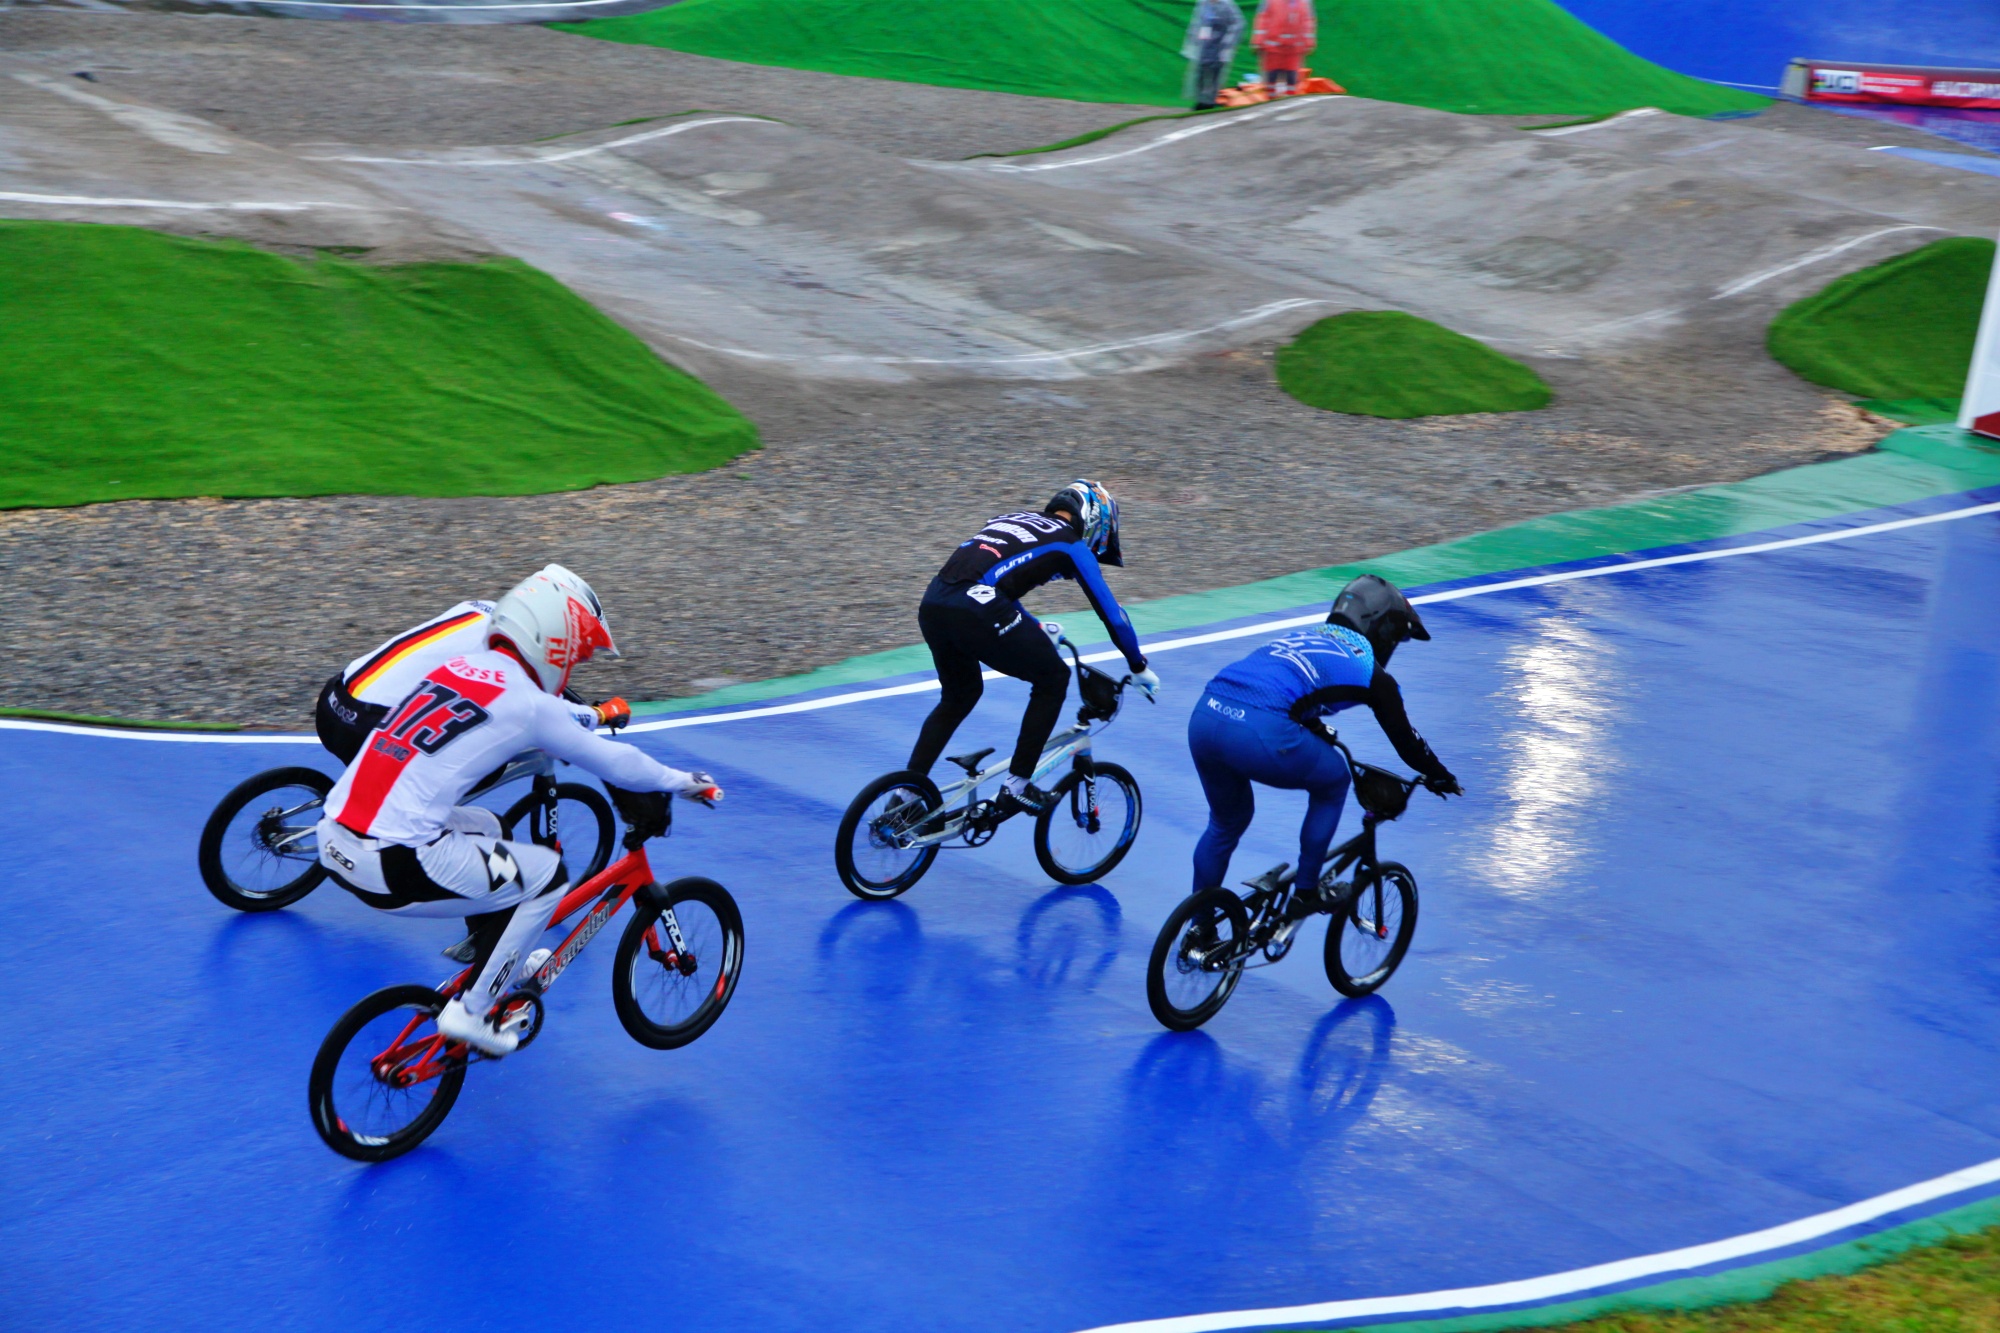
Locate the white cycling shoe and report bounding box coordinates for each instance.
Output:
[437,995,518,1058]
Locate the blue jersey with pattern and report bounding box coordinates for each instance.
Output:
[1205,624,1375,715]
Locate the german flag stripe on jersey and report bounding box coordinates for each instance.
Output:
[336,662,507,836]
[344,611,484,694]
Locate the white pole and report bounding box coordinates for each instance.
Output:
[1959,230,2000,438]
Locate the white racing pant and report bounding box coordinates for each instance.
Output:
[319,806,567,1017]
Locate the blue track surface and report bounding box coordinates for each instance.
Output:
[1548,0,2000,90]
[8,492,2000,1333]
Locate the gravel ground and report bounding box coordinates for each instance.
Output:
[0,10,1913,725]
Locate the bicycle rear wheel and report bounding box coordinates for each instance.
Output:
[197,766,334,912]
[501,781,617,883]
[613,877,745,1049]
[1034,762,1142,885]
[835,771,942,900]
[309,984,467,1162]
[1324,862,1418,997]
[1146,888,1250,1031]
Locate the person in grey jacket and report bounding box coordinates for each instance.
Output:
[1183,0,1246,109]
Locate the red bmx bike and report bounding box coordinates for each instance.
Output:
[309,794,742,1161]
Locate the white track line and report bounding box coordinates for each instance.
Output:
[0,190,373,212]
[9,498,1996,745]
[1074,1153,2000,1333]
[302,115,773,167]
[956,98,1337,174]
[1527,107,1663,137]
[659,298,1334,370]
[620,496,2000,731]
[1713,224,1943,299]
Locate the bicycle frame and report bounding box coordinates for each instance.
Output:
[1207,740,1412,972]
[890,628,1131,851]
[374,834,700,1083]
[906,716,1105,849]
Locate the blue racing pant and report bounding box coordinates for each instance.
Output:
[1188,693,1351,895]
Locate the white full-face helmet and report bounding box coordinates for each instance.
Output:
[487,564,619,695]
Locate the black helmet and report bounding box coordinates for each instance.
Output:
[1326,574,1429,665]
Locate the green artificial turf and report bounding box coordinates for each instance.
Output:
[1275,311,1551,418]
[556,0,1763,118]
[1767,236,1995,401]
[0,221,757,510]
[1503,1226,2000,1333]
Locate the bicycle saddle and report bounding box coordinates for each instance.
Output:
[945,747,996,774]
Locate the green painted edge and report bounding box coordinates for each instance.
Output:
[631,425,2000,716]
[1327,1193,2000,1333]
[0,706,239,732]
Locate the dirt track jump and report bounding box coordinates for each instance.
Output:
[8,59,1997,383]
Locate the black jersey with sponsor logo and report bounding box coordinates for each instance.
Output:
[932,510,1144,669]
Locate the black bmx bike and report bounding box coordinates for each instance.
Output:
[835,626,1149,899]
[197,750,618,913]
[1146,732,1437,1031]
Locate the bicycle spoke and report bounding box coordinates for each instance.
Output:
[853,790,933,885]
[1165,910,1233,1011]
[331,1003,457,1147]
[628,900,725,1028]
[221,786,325,896]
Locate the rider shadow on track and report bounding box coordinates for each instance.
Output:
[1092,998,1399,1265]
[1014,885,1121,994]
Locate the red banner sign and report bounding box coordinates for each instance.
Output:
[1800,61,2000,110]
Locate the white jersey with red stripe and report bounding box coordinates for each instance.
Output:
[327,650,697,845]
[341,601,496,708]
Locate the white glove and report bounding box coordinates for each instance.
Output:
[675,770,723,804]
[1126,666,1161,700]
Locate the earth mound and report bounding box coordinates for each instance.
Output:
[1276,311,1552,418]
[1767,236,1995,404]
[559,0,1764,117]
[1,222,757,510]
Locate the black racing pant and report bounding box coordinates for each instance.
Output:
[314,674,387,766]
[908,580,1071,782]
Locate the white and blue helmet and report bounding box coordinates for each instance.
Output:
[1046,479,1122,566]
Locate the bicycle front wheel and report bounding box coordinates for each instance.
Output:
[309,984,467,1162]
[835,771,942,900]
[501,782,617,883]
[613,877,745,1049]
[1146,888,1250,1031]
[197,766,334,912]
[1324,862,1418,997]
[1034,762,1141,885]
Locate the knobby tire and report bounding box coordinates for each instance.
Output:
[1324,863,1419,997]
[1033,761,1142,885]
[309,983,467,1163]
[1146,888,1250,1031]
[835,771,942,900]
[613,877,744,1049]
[197,766,334,912]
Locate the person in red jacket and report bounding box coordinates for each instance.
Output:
[1252,0,1316,96]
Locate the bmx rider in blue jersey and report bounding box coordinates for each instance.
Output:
[1189,574,1460,905]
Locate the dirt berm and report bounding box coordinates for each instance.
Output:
[7,61,1996,386]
